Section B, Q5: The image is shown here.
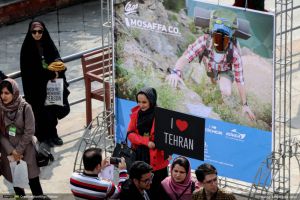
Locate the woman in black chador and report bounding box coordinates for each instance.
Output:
[20,20,68,146]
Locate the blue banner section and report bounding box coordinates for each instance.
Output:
[116,98,272,183]
[115,98,136,143]
[190,118,272,183]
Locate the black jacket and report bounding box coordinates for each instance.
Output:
[120,179,152,200]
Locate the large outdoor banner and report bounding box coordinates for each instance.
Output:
[114,0,274,183]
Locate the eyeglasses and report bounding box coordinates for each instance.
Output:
[31,30,43,35]
[212,32,230,53]
[139,173,154,184]
[204,177,218,184]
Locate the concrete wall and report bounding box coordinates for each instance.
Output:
[0,0,88,26]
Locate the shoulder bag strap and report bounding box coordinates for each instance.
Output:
[125,130,135,144]
[175,182,192,200]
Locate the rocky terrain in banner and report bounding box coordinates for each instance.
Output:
[114,0,272,131]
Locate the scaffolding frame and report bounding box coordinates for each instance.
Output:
[74,1,300,199]
[73,0,115,172]
[246,0,300,199]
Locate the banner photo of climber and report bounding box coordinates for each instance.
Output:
[114,0,273,183]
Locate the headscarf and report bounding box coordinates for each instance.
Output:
[30,21,44,31]
[135,87,157,108]
[135,87,157,164]
[20,19,61,107]
[136,87,157,136]
[161,156,193,200]
[0,78,26,135]
[21,19,60,64]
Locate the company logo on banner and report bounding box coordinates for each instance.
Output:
[154,107,205,160]
[225,129,246,141]
[206,125,246,142]
[124,1,138,15]
[205,125,223,135]
[123,1,181,36]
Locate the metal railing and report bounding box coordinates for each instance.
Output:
[7,45,110,106]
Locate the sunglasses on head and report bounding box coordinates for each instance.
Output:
[212,32,230,53]
[31,30,43,34]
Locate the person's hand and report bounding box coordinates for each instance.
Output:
[148,141,155,149]
[11,149,23,161]
[118,157,127,170]
[165,74,185,88]
[243,105,256,121]
[101,157,110,170]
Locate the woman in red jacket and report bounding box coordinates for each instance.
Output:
[127,87,169,199]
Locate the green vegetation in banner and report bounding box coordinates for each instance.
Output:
[163,0,185,12]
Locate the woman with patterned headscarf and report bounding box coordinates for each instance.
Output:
[127,87,170,199]
[20,20,69,147]
[0,78,44,197]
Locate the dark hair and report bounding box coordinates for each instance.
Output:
[0,71,7,82]
[82,148,102,171]
[0,80,13,94]
[129,161,153,180]
[172,156,190,174]
[195,163,217,182]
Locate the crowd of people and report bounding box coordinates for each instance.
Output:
[0,0,269,197]
[1,67,238,199]
[0,19,67,199]
[68,86,237,200]
[70,147,236,200]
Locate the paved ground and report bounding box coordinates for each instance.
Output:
[0,0,300,199]
[0,0,108,198]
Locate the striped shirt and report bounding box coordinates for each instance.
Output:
[184,34,244,84]
[70,169,128,200]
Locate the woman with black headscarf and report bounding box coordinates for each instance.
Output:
[20,20,68,146]
[127,87,170,199]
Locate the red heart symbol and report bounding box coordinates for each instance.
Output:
[176,119,188,132]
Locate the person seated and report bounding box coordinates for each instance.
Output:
[120,161,154,200]
[193,163,236,200]
[160,156,196,200]
[70,147,128,199]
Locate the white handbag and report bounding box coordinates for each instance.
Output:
[45,78,64,106]
[10,160,29,188]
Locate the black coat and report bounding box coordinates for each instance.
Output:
[20,20,62,109]
[20,20,69,141]
[120,179,152,200]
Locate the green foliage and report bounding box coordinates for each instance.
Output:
[116,36,125,57]
[130,28,141,40]
[116,64,183,110]
[251,100,272,127]
[191,76,271,131]
[188,21,197,34]
[169,13,178,22]
[176,33,196,57]
[163,0,186,12]
[157,85,183,110]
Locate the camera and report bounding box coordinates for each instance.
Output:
[110,157,121,165]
